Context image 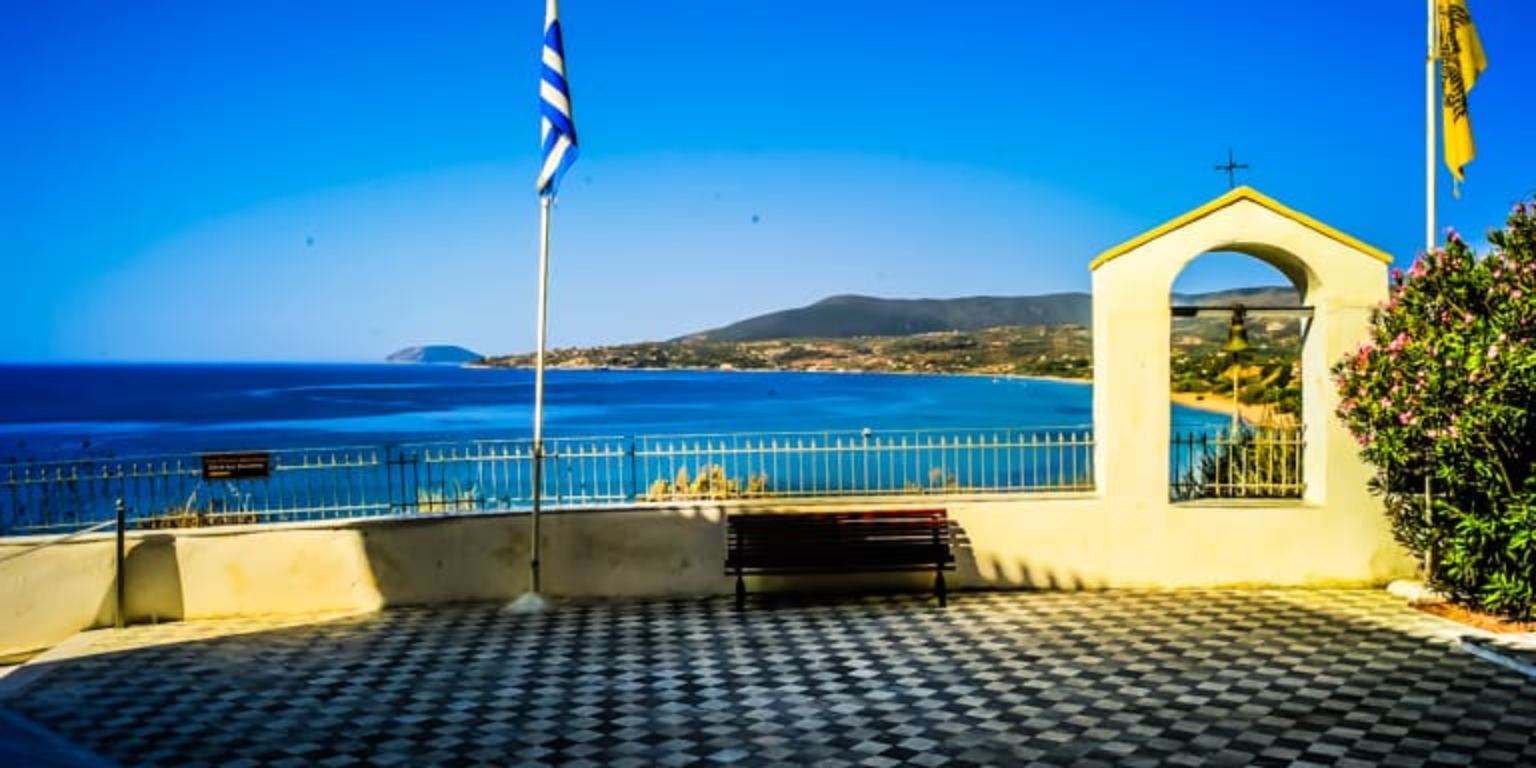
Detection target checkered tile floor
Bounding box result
[4,590,1535,767]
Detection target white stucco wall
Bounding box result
[1,494,1416,659]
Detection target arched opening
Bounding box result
[1167,249,1308,500]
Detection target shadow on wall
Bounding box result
[951,525,1093,592]
[540,506,734,600]
[95,534,185,626]
[351,505,1024,607]
[354,507,738,607]
[81,503,1100,628]
[356,515,524,607]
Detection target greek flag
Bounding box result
[537,0,578,196]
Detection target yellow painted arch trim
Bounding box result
[1089,186,1393,271]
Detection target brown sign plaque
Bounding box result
[201,451,272,480]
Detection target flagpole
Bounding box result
[1424,0,1439,582]
[1426,0,1439,252]
[527,193,553,601]
[511,193,553,613]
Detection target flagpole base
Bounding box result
[506,592,550,614]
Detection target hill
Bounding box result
[482,285,1302,379]
[684,287,1297,342]
[681,293,1089,341]
[386,345,483,365]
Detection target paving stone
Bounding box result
[2,590,1534,766]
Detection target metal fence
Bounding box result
[1169,426,1306,501]
[2,427,1094,536]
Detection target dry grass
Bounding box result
[1415,603,1536,634]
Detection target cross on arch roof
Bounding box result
[1089,186,1392,271]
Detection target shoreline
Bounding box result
[1169,391,1293,429]
[476,363,1287,427]
[474,362,1094,384]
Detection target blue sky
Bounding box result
[3,1,1533,362]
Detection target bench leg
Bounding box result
[935,569,947,608]
[735,572,746,611]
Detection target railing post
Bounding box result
[384,446,398,516]
[115,497,125,630]
[861,427,871,494]
[627,439,638,503]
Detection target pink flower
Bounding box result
[1489,344,1499,360]
[1388,333,1408,352]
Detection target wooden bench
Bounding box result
[724,509,955,609]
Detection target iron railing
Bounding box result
[2,427,1094,536]
[1169,426,1306,501]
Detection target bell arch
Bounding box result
[1089,187,1389,509]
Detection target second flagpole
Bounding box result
[1426,0,1438,253]
[1423,0,1439,582]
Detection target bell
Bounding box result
[1223,307,1251,354]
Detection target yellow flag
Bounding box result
[1439,0,1487,189]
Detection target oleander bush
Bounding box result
[1332,200,1536,619]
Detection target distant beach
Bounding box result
[1169,391,1294,429]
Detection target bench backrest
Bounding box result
[726,509,953,571]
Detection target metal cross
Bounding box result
[1215,149,1249,189]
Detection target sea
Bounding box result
[0,363,1229,464]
